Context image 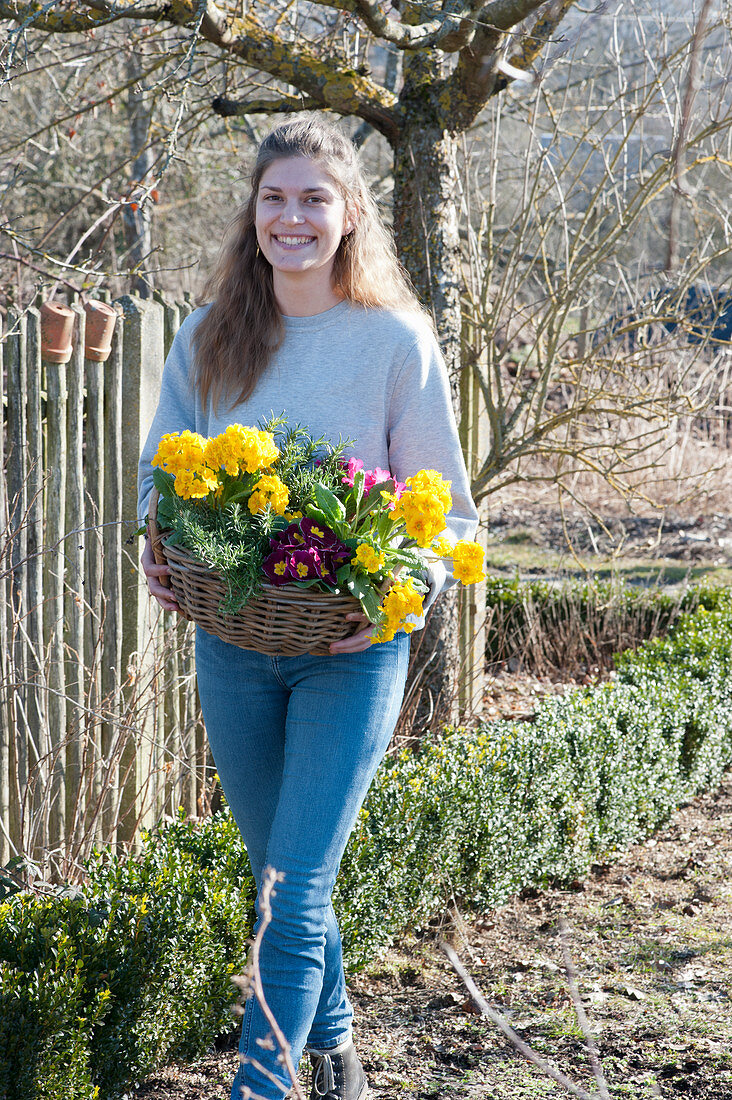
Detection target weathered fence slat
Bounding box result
[25,307,48,856]
[0,315,10,865]
[6,308,29,848]
[117,294,165,841]
[65,305,86,852]
[43,343,69,850]
[102,314,124,844]
[85,338,106,842]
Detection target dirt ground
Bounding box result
[133,769,732,1100]
[482,503,732,587]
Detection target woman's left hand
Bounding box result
[329,612,376,654]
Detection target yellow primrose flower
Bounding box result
[248,474,289,516]
[204,424,280,476]
[152,431,220,498]
[352,544,386,574]
[372,577,424,643]
[432,536,454,558]
[452,540,486,584]
[389,469,452,548]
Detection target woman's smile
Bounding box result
[272,234,316,248]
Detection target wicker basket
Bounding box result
[148,488,362,655]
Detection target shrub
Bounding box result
[335,592,732,967]
[0,813,254,1100]
[2,593,731,1096]
[483,575,724,674]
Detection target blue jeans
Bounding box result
[195,627,410,1099]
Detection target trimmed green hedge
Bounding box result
[336,599,732,965]
[483,575,726,669]
[2,594,731,1097]
[0,813,254,1100]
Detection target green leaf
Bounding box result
[314,482,346,526]
[336,562,353,585]
[351,469,365,512]
[347,574,382,624]
[358,480,397,517]
[155,494,177,532]
[303,505,331,529]
[387,548,424,570]
[152,466,176,498]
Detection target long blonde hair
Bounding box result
[193,116,423,412]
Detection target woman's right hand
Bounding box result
[141,534,181,614]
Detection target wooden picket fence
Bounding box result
[0,293,213,874]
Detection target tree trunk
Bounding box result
[124,53,154,299]
[390,52,464,730]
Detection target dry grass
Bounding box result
[487,423,732,524]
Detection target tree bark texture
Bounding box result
[391,52,464,728]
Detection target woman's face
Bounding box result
[255,156,353,284]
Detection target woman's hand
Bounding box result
[329,611,376,655]
[141,534,182,614]
[329,566,404,655]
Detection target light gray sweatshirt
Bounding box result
[137,299,479,615]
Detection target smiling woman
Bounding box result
[137,116,479,1100]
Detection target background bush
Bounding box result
[2,592,731,1097]
[483,575,725,675]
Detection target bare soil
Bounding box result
[133,771,732,1100]
[489,503,732,568]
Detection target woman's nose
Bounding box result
[281,204,304,224]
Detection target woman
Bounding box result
[138,117,478,1100]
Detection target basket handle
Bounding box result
[147,486,170,586]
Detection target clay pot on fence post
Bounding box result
[40,301,75,364]
[83,300,117,362]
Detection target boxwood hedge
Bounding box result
[483,574,725,670]
[1,594,731,1098]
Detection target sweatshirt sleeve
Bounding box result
[386,324,479,611]
[136,313,199,527]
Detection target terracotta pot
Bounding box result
[40,301,75,364]
[84,300,117,362]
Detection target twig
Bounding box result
[233,867,306,1100]
[440,940,606,1100]
[558,916,612,1100]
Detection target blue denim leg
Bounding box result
[195,628,410,1100]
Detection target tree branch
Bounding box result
[0,0,400,139]
[479,0,559,31]
[352,0,482,53]
[212,93,321,116]
[501,0,578,83]
[0,0,165,32]
[445,0,573,128]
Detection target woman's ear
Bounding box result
[343,203,359,237]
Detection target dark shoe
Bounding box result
[308,1038,368,1099]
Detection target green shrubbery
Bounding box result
[0,813,254,1100]
[336,599,732,966]
[2,594,731,1098]
[483,574,724,673]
